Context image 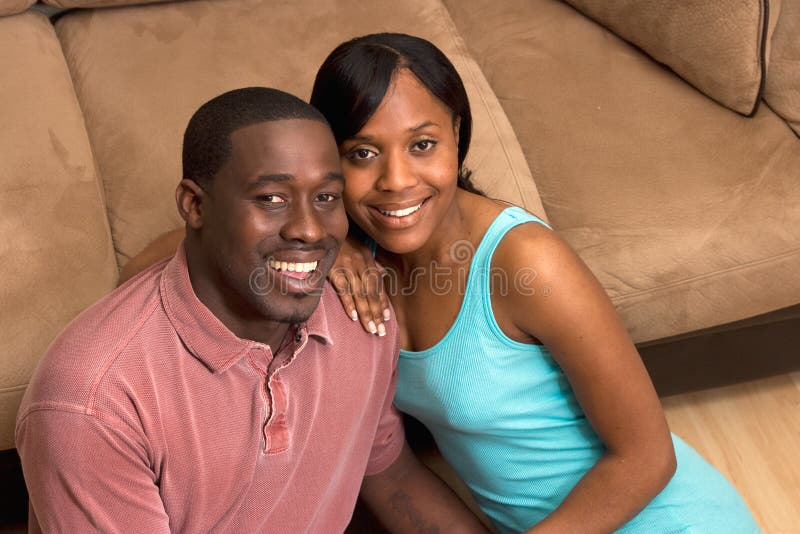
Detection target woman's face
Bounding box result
[339,68,461,255]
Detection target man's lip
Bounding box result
[268,255,325,263]
[266,250,329,263]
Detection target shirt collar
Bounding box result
[160,243,333,373]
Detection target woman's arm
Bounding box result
[118,228,185,284]
[492,223,676,534]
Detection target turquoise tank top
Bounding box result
[395,207,759,533]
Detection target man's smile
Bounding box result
[267,258,319,280]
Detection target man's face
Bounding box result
[198,119,347,325]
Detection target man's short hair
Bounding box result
[182,87,329,188]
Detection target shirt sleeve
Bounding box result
[16,408,170,534]
[364,330,405,476]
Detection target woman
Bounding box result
[309,33,758,534]
[124,33,759,533]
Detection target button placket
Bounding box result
[252,329,309,454]
[247,345,276,453]
[262,334,302,454]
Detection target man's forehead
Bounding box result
[219,119,340,186]
[230,118,330,142]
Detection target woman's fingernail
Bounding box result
[377,323,386,337]
[350,310,358,321]
[383,309,391,321]
[368,321,377,334]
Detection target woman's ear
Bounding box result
[176,179,207,230]
[452,115,461,146]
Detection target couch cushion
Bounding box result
[54,0,545,268]
[0,0,34,16]
[561,0,779,116]
[765,0,800,135]
[42,0,170,7]
[0,11,118,450]
[444,0,800,343]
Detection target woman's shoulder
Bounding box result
[490,209,583,286]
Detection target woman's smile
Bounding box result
[370,197,431,228]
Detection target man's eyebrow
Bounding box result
[248,172,344,189]
[249,174,292,189]
[325,172,345,184]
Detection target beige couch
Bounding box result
[1,0,798,507]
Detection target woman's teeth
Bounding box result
[379,202,423,217]
[268,259,317,274]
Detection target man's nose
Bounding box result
[280,199,326,243]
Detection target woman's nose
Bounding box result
[376,151,418,191]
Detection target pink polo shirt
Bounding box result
[16,245,404,533]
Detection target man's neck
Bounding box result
[184,242,291,349]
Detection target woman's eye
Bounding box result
[412,139,437,152]
[347,147,377,161]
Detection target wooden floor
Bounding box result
[661,371,800,534]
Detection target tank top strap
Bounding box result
[471,206,550,275]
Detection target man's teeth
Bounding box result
[268,259,318,273]
[379,202,423,217]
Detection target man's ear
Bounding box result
[176,179,207,230]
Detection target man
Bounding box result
[16,87,486,533]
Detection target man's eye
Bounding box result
[258,194,286,204]
[317,193,340,202]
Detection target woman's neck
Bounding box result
[379,189,488,278]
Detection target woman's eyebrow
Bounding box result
[409,121,438,132]
[349,121,439,142]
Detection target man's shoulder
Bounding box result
[20,262,169,410]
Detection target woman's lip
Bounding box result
[368,197,430,228]
[372,198,429,214]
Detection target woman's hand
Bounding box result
[328,234,391,336]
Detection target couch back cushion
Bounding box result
[54,0,545,267]
[42,0,170,7]
[764,0,800,135]
[0,0,34,16]
[0,11,118,450]
[563,0,779,116]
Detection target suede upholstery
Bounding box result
[0,0,34,15]
[42,0,168,6]
[765,0,800,135]
[562,0,780,116]
[1,0,798,453]
[0,11,118,450]
[443,0,800,342]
